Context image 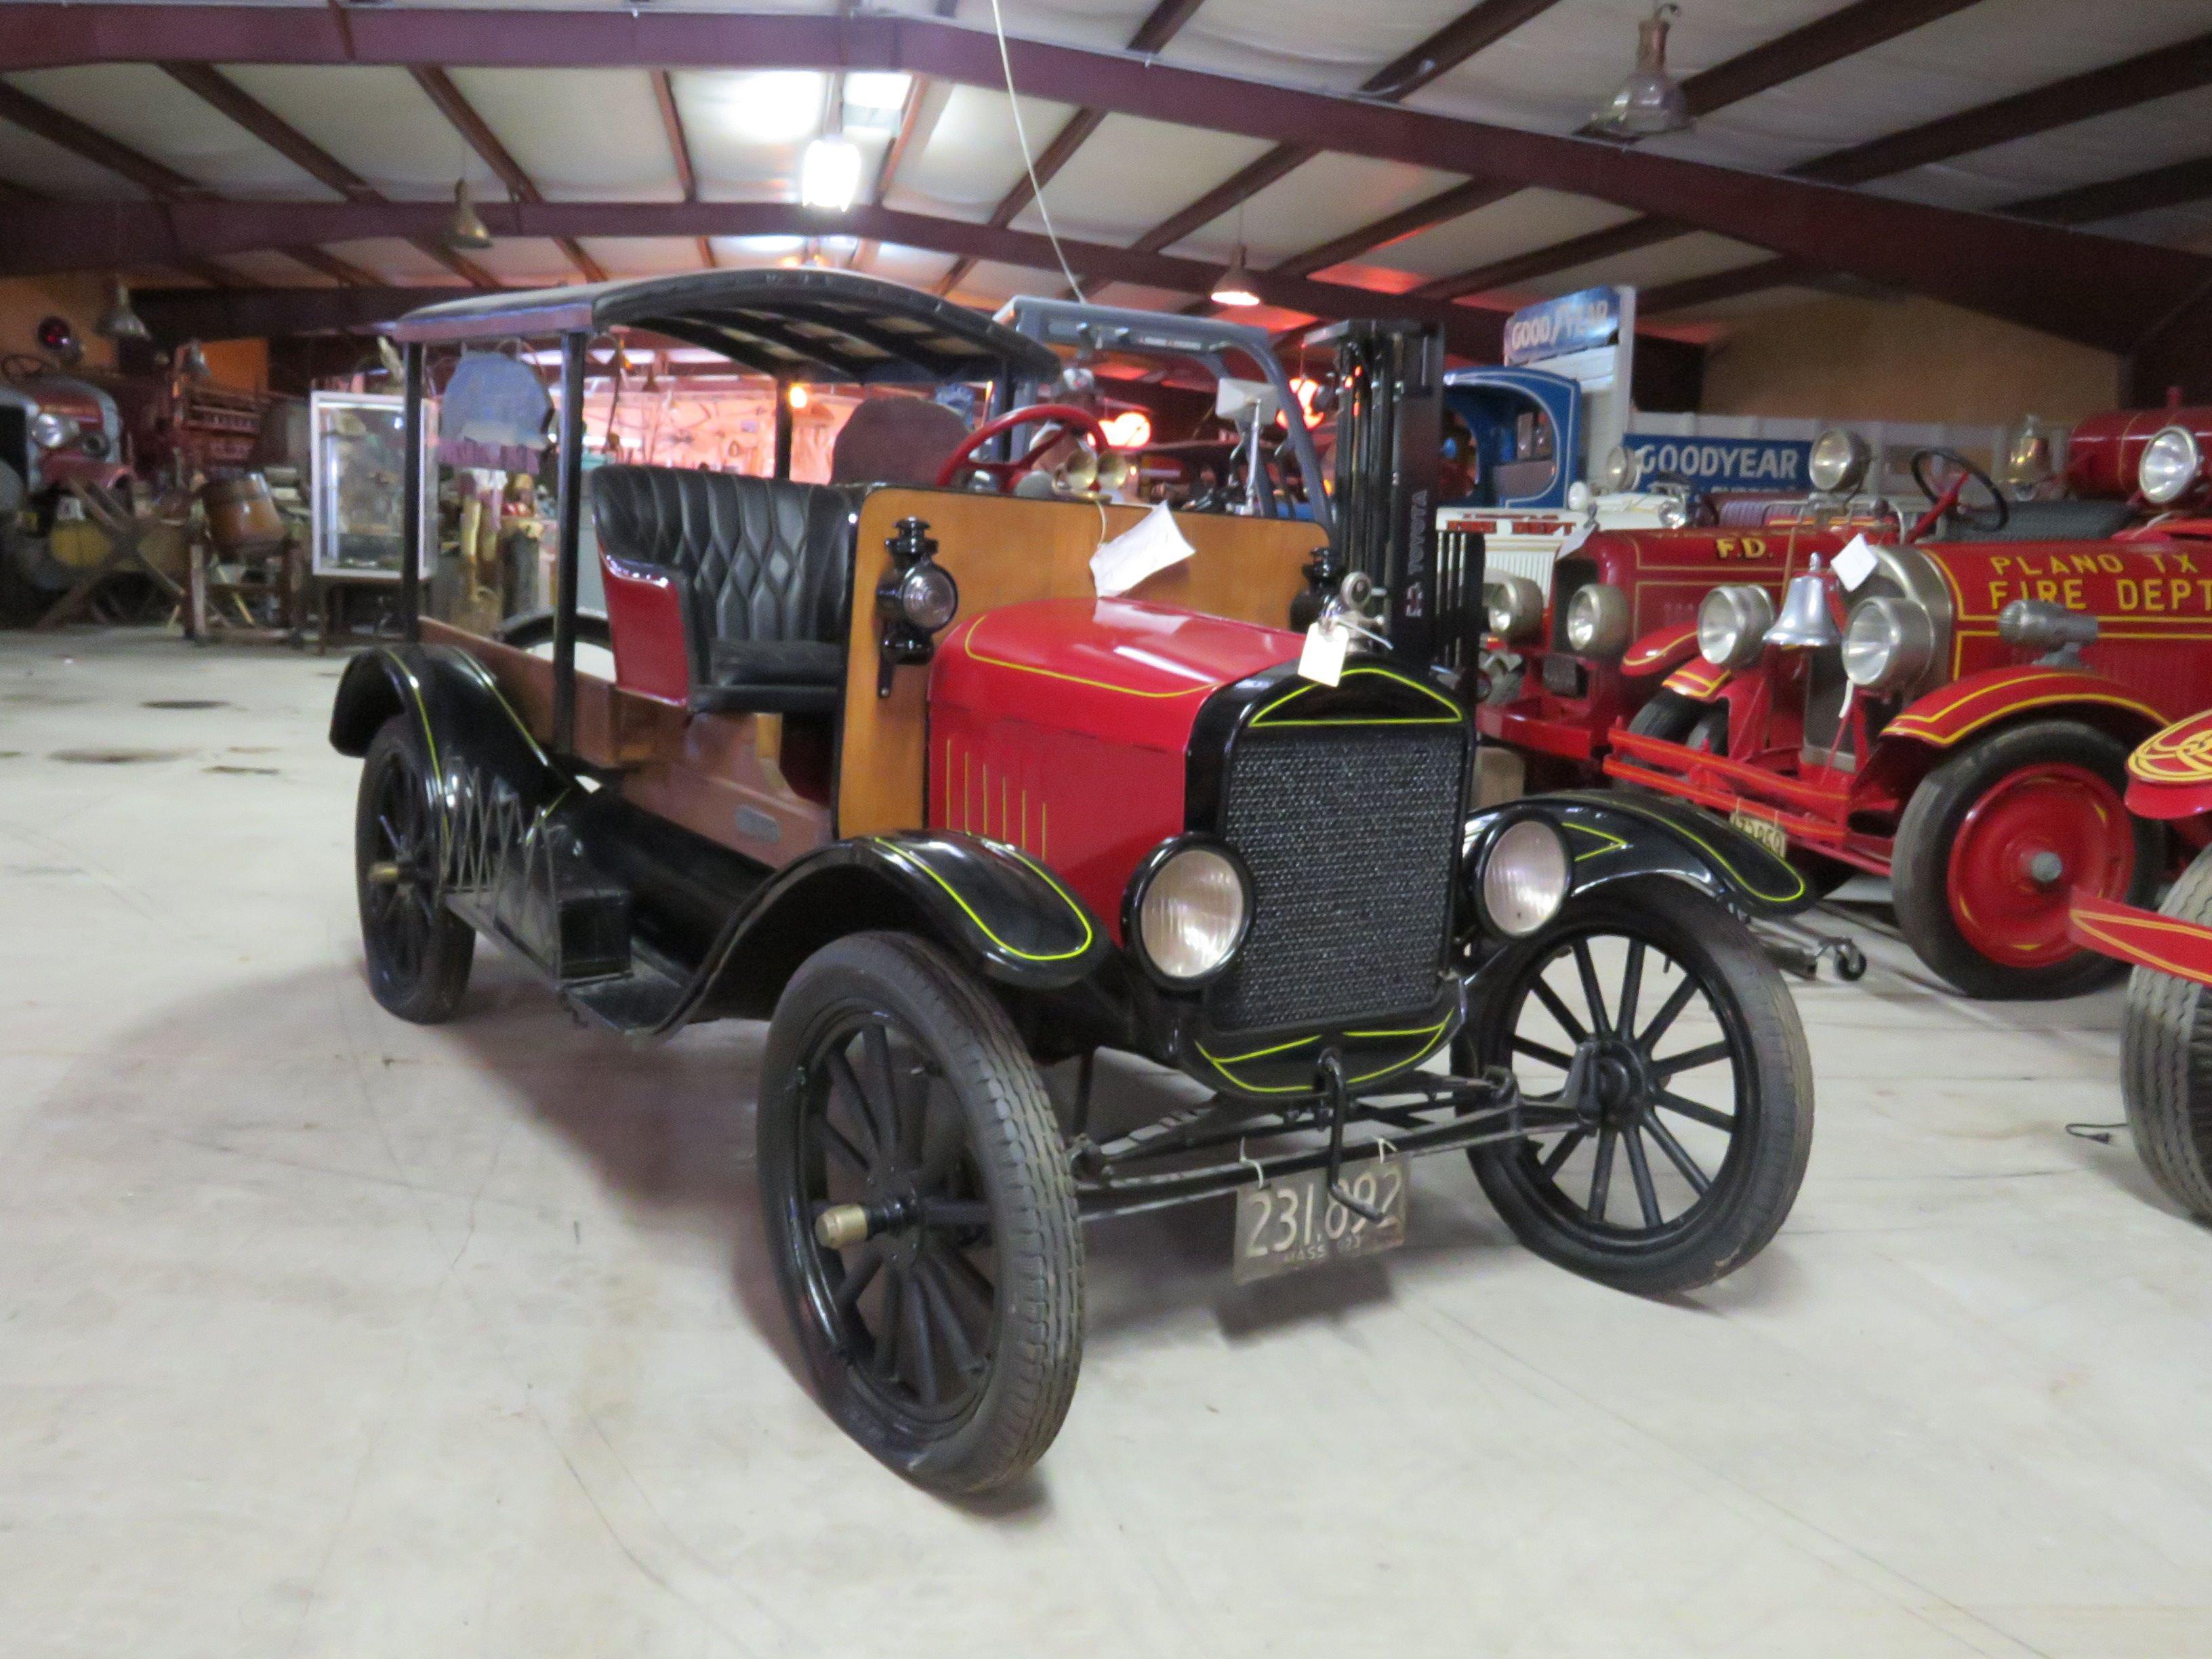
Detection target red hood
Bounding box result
[933,598,1300,750]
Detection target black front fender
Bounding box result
[1467,789,1812,919]
[687,830,1118,1029]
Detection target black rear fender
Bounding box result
[1467,789,1812,920]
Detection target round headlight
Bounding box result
[1563,582,1631,657]
[1698,584,1777,670]
[28,410,79,450]
[1841,595,1936,693]
[1478,818,1571,939]
[897,562,959,632]
[1131,842,1250,983]
[1808,428,1868,495]
[2139,426,2202,506]
[1655,494,1689,529]
[1486,575,1545,642]
[1599,445,1639,493]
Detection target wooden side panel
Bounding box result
[835,489,1319,837]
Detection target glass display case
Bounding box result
[309,391,435,581]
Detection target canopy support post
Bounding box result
[401,340,424,644]
[553,329,587,756]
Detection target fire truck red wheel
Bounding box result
[1892,720,2158,1000]
[2121,846,2212,1219]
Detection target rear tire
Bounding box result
[1460,879,1814,1296]
[1892,720,2155,999]
[2121,847,2212,1220]
[758,932,1082,1492]
[355,714,474,1023]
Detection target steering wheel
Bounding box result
[1910,448,2009,540]
[935,403,1112,491]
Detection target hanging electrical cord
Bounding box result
[986,0,1086,302]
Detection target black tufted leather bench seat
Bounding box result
[591,465,857,716]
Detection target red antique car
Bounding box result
[1,359,134,619]
[1606,414,2212,998]
[330,272,1818,1490]
[2067,709,2212,1217]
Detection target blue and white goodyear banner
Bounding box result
[1502,287,1625,367]
[1622,433,1813,492]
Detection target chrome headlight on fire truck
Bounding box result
[1842,595,1936,693]
[1698,584,1776,670]
[1126,838,1251,985]
[1487,575,1545,642]
[28,410,79,451]
[1563,582,1631,657]
[1808,428,1869,495]
[1599,445,1641,493]
[2139,426,2203,506]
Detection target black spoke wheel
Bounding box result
[354,714,474,1023]
[759,933,1081,1492]
[1460,878,1814,1295]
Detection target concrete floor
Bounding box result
[4,630,2211,1659]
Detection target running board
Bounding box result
[560,945,695,1034]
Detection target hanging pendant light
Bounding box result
[96,278,150,342]
[176,338,211,382]
[1590,3,1693,140]
[443,178,495,251]
[1210,246,1261,308]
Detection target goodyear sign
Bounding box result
[1502,287,1624,367]
[1624,434,1811,492]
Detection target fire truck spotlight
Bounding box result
[1808,428,1870,495]
[1564,583,1631,657]
[2139,426,2203,505]
[1476,817,1571,939]
[1599,445,1641,493]
[1128,840,1251,985]
[1843,596,1938,693]
[1487,575,1545,642]
[1996,598,2098,661]
[1698,585,1776,670]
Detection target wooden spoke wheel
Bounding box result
[1894,719,2158,999]
[759,933,1080,1492]
[1460,880,1814,1296]
[354,714,474,1023]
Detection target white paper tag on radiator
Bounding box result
[1298,619,1349,686]
[1833,533,1879,592]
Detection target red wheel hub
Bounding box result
[1944,762,2133,966]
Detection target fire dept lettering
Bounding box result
[1979,550,2212,617]
[1713,536,1769,560]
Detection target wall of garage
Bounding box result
[0,274,117,370]
[1701,293,2123,428]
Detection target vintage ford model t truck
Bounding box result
[330,270,1816,1491]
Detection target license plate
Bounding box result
[1731,806,1789,860]
[1231,1157,1408,1284]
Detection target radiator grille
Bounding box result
[1207,725,1466,1031]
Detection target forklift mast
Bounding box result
[1313,319,1486,685]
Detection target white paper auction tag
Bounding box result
[1298,619,1349,686]
[1833,533,1879,592]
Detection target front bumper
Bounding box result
[1603,726,1893,876]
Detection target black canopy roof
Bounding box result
[392,267,1061,386]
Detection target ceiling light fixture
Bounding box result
[800,134,863,211]
[1210,202,1261,308]
[95,278,150,342]
[1590,3,1693,140]
[443,178,494,251]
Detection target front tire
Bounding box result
[758,933,1082,1492]
[1626,687,1728,754]
[1460,878,1814,1296]
[1892,720,2156,999]
[354,714,474,1023]
[2121,847,2212,1220]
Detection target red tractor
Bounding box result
[1605,410,2212,997]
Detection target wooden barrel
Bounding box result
[203,472,286,555]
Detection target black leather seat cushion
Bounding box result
[590,465,856,714]
[1930,499,2137,544]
